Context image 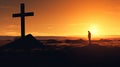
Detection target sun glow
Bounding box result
[88,24,100,36]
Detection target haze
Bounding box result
[0,0,120,37]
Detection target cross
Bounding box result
[12,3,34,38]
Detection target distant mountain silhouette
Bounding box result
[0,34,44,50]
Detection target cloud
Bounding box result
[27,32,55,36]
[0,31,19,36]
[6,25,19,29]
[4,25,19,31]
[0,6,10,9]
[0,25,20,36]
[4,31,19,36]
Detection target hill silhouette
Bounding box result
[0,34,44,50]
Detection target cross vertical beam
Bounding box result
[12,3,34,38]
[21,4,25,37]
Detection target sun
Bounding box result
[88,24,99,36]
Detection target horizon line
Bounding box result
[0,34,120,37]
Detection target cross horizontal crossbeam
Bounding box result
[13,12,34,17]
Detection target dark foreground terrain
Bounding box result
[0,34,120,67]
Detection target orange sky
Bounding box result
[0,0,120,37]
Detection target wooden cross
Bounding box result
[12,3,34,38]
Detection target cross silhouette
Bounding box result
[13,3,34,38]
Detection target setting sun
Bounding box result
[88,24,100,36]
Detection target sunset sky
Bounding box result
[0,0,120,37]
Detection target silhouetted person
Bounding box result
[88,31,91,45]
